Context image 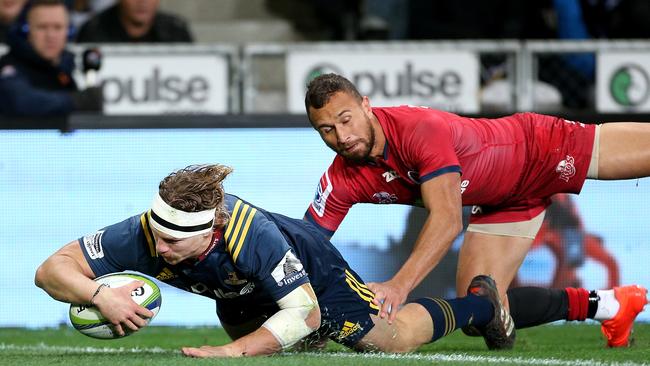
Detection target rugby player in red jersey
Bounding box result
[304,73,648,348]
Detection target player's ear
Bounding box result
[361,96,372,114]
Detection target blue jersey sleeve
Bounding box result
[224,200,309,301]
[78,214,156,277]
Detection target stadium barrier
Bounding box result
[2,40,650,117]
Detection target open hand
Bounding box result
[367,279,409,324]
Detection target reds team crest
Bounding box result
[556,155,576,182]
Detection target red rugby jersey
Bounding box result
[306,105,592,235]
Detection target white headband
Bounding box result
[149,193,216,238]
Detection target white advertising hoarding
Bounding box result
[287,50,479,113]
[597,52,650,112]
[99,54,229,115]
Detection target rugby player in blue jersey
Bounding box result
[36,164,513,357]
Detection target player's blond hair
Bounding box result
[158,164,233,229]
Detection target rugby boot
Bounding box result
[601,285,648,347]
[465,275,516,350]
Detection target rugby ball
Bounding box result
[69,273,162,339]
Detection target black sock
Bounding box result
[587,290,599,318]
[411,294,493,343]
[507,287,568,329]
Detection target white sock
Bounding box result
[594,289,620,321]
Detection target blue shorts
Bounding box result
[308,266,379,347]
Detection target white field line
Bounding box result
[0,343,174,354]
[0,344,647,366]
[300,351,649,366]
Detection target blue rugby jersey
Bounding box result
[78,194,352,310]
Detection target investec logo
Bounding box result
[102,67,211,105]
[304,62,463,98]
[609,63,650,107]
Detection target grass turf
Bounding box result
[1,323,649,366]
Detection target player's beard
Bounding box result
[338,115,375,163]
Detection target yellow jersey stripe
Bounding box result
[232,207,257,262]
[226,203,250,253]
[345,278,373,303]
[344,270,375,298]
[224,200,243,240]
[345,277,380,310]
[140,212,156,257]
[344,269,372,291]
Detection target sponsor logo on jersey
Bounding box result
[337,320,361,341]
[372,191,397,204]
[239,282,255,296]
[82,230,105,259]
[382,170,399,182]
[311,171,333,217]
[212,288,243,299]
[471,205,483,215]
[271,250,306,287]
[224,271,248,286]
[556,155,576,182]
[155,267,177,281]
[189,279,255,299]
[460,179,470,194]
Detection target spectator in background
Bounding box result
[75,0,192,43]
[0,0,102,117]
[65,0,115,32]
[0,0,26,43]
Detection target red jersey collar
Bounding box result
[185,229,223,265]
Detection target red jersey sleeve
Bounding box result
[304,163,354,237]
[406,113,461,182]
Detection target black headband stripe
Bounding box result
[150,210,214,232]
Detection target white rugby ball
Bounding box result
[69,273,162,339]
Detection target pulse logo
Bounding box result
[304,63,463,99]
[102,67,210,104]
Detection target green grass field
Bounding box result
[1,324,649,366]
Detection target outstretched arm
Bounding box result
[35,241,101,304]
[182,283,321,357]
[369,172,463,322]
[35,241,153,336]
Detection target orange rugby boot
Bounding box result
[600,285,648,347]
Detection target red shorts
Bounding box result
[470,117,596,225]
